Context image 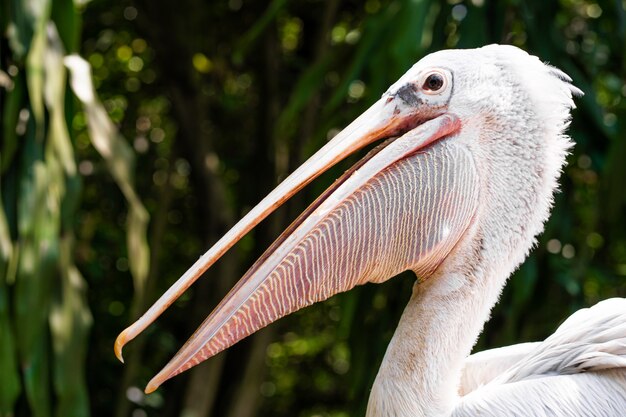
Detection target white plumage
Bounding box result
[457,298,626,416]
[365,46,626,417]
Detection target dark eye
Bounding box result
[423,73,444,91]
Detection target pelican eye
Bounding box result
[422,73,445,92]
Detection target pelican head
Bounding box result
[115,45,582,397]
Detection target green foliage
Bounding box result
[1,0,625,417]
[1,1,148,417]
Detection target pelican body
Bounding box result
[115,45,626,416]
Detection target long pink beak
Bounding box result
[115,94,478,393]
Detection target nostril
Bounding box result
[394,84,422,106]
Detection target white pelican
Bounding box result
[115,44,626,416]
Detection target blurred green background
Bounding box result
[1,0,625,416]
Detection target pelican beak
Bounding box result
[115,94,476,394]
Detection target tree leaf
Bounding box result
[64,55,150,297]
[0,194,20,417]
[50,236,92,417]
[1,71,24,175]
[24,0,52,140]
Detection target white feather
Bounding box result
[455,370,626,417]
[459,342,540,395]
[456,299,626,416]
[494,298,626,382]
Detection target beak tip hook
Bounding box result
[114,331,127,363]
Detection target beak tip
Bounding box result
[114,331,127,363]
[145,376,163,394]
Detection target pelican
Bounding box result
[115,45,626,416]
